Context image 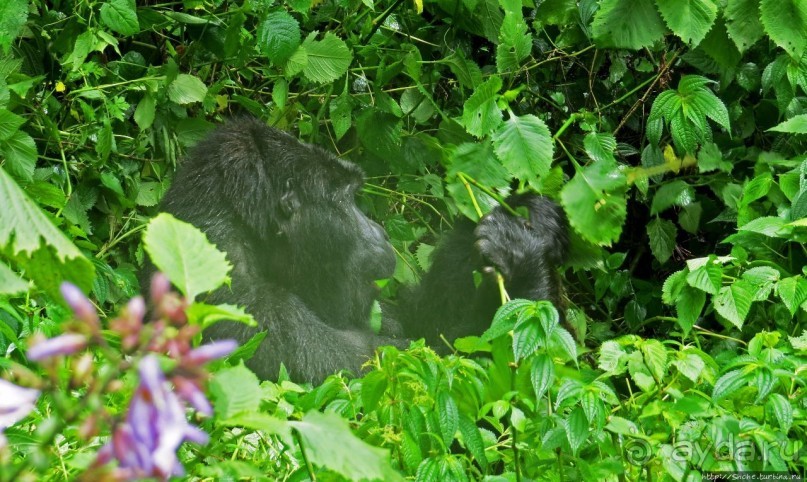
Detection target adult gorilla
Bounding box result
[158,117,568,382]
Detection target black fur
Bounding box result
[154,117,568,382]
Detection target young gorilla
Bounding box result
[158,117,568,382]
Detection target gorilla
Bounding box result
[156,117,568,382]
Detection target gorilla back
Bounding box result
[156,117,569,383]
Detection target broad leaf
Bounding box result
[258,11,300,64]
[461,76,503,137]
[301,32,352,84]
[726,0,765,52]
[100,0,140,36]
[714,281,755,329]
[760,0,807,58]
[560,162,628,246]
[768,114,807,133]
[591,0,665,50]
[0,0,28,53]
[0,260,25,295]
[167,74,208,104]
[647,218,677,264]
[492,114,553,187]
[656,0,718,46]
[142,213,232,300]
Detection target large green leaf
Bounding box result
[591,0,666,50]
[167,74,208,104]
[1,129,37,181]
[290,411,403,482]
[725,0,765,52]
[492,114,553,187]
[142,213,232,300]
[461,76,503,137]
[760,0,807,58]
[0,167,94,295]
[714,280,755,329]
[301,32,352,84]
[768,114,807,133]
[0,0,28,54]
[497,11,532,73]
[656,0,718,46]
[259,11,301,65]
[647,217,677,264]
[560,162,628,246]
[100,0,140,36]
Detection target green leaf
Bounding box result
[301,32,352,84]
[742,266,779,301]
[436,391,459,447]
[513,317,542,362]
[760,0,807,58]
[583,132,617,163]
[0,109,24,140]
[461,76,503,137]
[712,368,750,400]
[443,52,482,89]
[492,114,553,187]
[686,260,722,294]
[598,340,626,374]
[647,217,677,264]
[329,94,353,141]
[209,364,264,418]
[186,302,257,330]
[290,411,403,482]
[134,93,155,130]
[565,407,589,455]
[0,166,94,295]
[550,328,578,363]
[1,130,37,181]
[0,260,25,295]
[142,213,232,300]
[560,162,628,246]
[591,0,666,50]
[676,286,705,334]
[0,0,28,54]
[671,352,706,383]
[738,216,788,237]
[656,0,718,46]
[496,11,531,73]
[219,412,292,445]
[167,74,208,104]
[651,180,695,215]
[714,280,755,329]
[458,415,487,469]
[641,340,668,381]
[100,0,140,36]
[258,11,301,64]
[776,276,807,315]
[766,393,793,433]
[726,0,765,52]
[482,298,533,341]
[768,114,807,133]
[531,354,555,400]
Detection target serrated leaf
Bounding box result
[726,0,765,52]
[712,368,750,400]
[663,269,688,304]
[686,261,722,294]
[560,162,628,246]
[329,94,353,141]
[776,276,807,315]
[1,130,37,181]
[100,0,140,36]
[531,354,555,400]
[656,0,718,46]
[291,411,403,482]
[142,213,232,300]
[647,217,677,264]
[513,317,542,362]
[0,260,25,295]
[461,76,503,137]
[583,132,617,163]
[443,52,482,89]
[482,298,533,341]
[551,328,577,363]
[436,391,459,447]
[258,11,301,64]
[0,109,24,140]
[641,340,668,382]
[714,281,755,329]
[766,393,793,433]
[0,0,28,54]
[458,415,487,469]
[301,32,352,84]
[496,12,532,73]
[760,0,807,58]
[210,364,264,418]
[598,340,626,374]
[738,216,788,237]
[186,302,256,330]
[167,74,208,104]
[565,407,589,455]
[676,286,705,334]
[768,114,807,133]
[671,352,706,383]
[492,114,553,187]
[134,93,155,130]
[591,0,666,50]
[651,180,695,215]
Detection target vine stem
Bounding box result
[612,50,681,136]
[294,431,317,481]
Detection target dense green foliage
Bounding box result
[1,0,807,480]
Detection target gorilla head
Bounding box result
[155,117,568,382]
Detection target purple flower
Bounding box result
[27,333,87,361]
[183,339,238,366]
[60,282,99,328]
[0,379,39,448]
[100,355,209,479]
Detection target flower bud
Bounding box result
[150,273,171,304]
[60,283,99,328]
[184,340,238,366]
[27,334,87,361]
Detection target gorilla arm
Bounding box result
[397,194,568,346]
